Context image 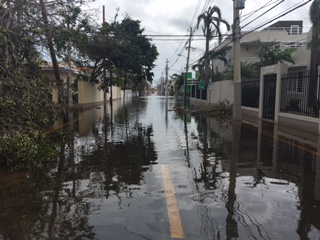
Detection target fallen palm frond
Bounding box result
[189,100,233,118]
[174,100,233,119]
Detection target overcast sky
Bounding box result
[90,0,313,85]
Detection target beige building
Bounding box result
[41,63,122,107]
[212,21,310,73]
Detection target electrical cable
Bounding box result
[241,0,285,30]
[241,0,279,23]
[241,0,312,38]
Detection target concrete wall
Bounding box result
[111,86,121,100]
[78,80,104,104]
[77,80,122,105]
[42,68,77,104]
[290,45,311,70]
[278,112,319,134]
[242,107,259,125]
[121,90,133,99]
[207,80,234,104]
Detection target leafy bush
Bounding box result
[0,66,60,169]
[285,98,300,111]
[0,130,59,169]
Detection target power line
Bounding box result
[241,0,280,22]
[241,0,285,29]
[241,0,312,38]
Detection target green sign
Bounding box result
[183,72,192,79]
[186,85,191,94]
[196,70,200,78]
[198,81,205,90]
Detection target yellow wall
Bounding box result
[77,80,122,105]
[78,80,104,104]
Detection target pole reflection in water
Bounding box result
[225,121,240,239]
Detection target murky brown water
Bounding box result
[1,96,320,240]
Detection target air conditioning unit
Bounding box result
[235,0,246,9]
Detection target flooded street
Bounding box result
[1,96,320,240]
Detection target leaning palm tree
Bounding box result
[197,6,230,84]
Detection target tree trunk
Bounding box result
[39,0,67,121]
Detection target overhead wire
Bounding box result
[169,0,215,70]
[241,0,279,22]
[167,0,202,66]
[168,0,208,69]
[241,0,312,38]
[241,0,285,29]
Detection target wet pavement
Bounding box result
[1,95,320,240]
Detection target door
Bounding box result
[263,74,277,120]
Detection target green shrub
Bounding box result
[285,98,300,111]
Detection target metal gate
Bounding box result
[263,74,277,120]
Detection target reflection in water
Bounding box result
[187,114,320,239]
[1,96,320,239]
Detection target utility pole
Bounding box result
[165,59,169,100]
[184,27,192,109]
[66,22,72,121]
[161,72,164,95]
[103,5,107,112]
[233,0,242,121]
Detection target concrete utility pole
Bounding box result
[103,5,107,111]
[184,27,192,109]
[165,59,169,100]
[66,23,72,121]
[233,0,242,121]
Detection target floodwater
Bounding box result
[1,96,320,240]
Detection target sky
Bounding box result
[89,0,313,86]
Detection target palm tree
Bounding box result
[207,48,227,79]
[172,73,184,93]
[197,6,230,84]
[192,60,205,80]
[195,48,227,81]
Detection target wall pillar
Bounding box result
[259,63,288,122]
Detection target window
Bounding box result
[287,72,303,93]
[290,25,299,35]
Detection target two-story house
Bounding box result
[212,20,309,74]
